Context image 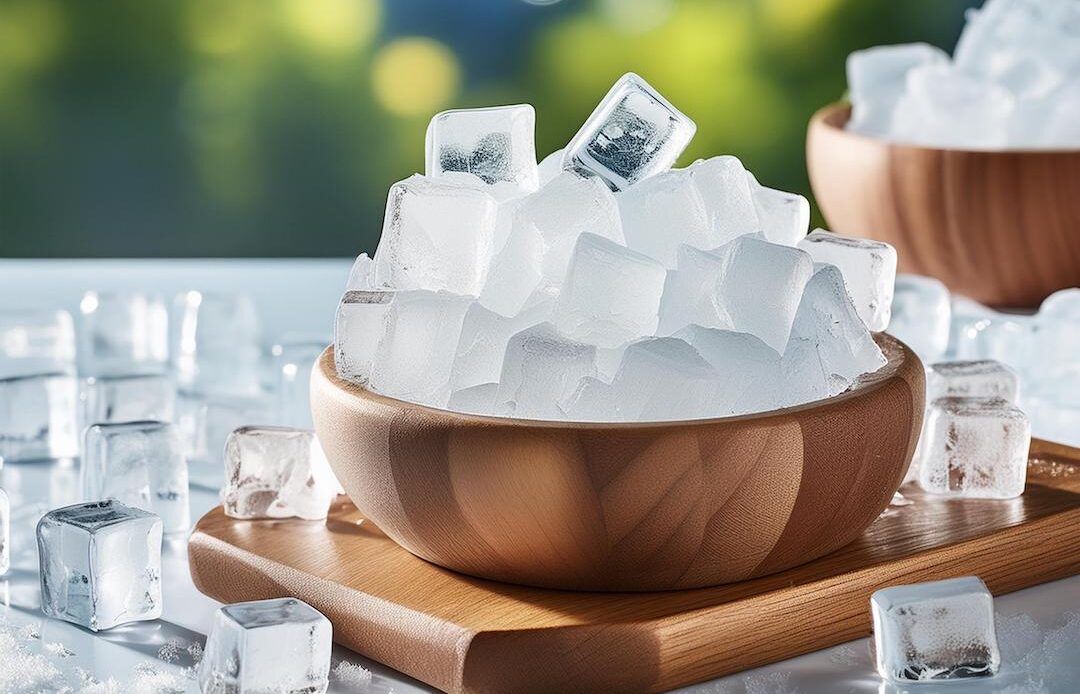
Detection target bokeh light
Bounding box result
[371,37,461,117]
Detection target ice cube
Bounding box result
[889,274,951,362]
[554,233,667,348]
[79,374,176,430]
[426,104,539,198]
[334,290,393,386]
[616,168,711,267]
[656,245,730,336]
[563,376,615,422]
[272,337,326,429]
[372,174,497,296]
[846,43,949,136]
[797,230,897,332]
[198,598,332,694]
[952,310,1033,373]
[77,292,168,377]
[223,426,337,520]
[186,393,278,472]
[447,382,500,416]
[927,360,1019,403]
[686,156,760,246]
[345,253,373,290]
[37,500,163,631]
[82,421,190,535]
[563,72,696,191]
[871,576,999,683]
[0,372,79,463]
[451,301,550,392]
[746,172,810,247]
[892,64,1014,148]
[173,292,262,397]
[368,291,472,407]
[0,310,76,378]
[495,323,597,420]
[477,218,545,317]
[0,488,8,576]
[536,148,565,187]
[608,337,720,420]
[919,397,1030,499]
[1034,287,1080,380]
[675,325,783,415]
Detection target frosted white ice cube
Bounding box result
[892,64,1014,148]
[345,253,373,290]
[0,309,76,378]
[675,325,783,415]
[447,382,500,416]
[334,290,393,386]
[846,42,949,136]
[272,337,326,429]
[563,72,696,191]
[198,598,332,694]
[536,148,565,187]
[451,301,550,392]
[746,172,810,247]
[656,244,729,337]
[173,292,261,397]
[554,233,667,348]
[37,500,163,631]
[223,426,337,520]
[919,397,1030,499]
[0,372,79,463]
[478,220,545,317]
[687,156,760,246]
[426,104,539,198]
[609,337,719,421]
[871,576,999,683]
[797,229,897,331]
[79,374,176,430]
[372,174,497,295]
[927,360,1019,403]
[616,168,712,267]
[889,274,951,362]
[0,488,8,576]
[495,323,596,420]
[82,421,190,534]
[563,376,615,422]
[77,292,168,377]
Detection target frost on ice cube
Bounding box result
[425,104,539,197]
[173,291,262,397]
[889,274,951,362]
[37,500,163,631]
[686,156,760,246]
[451,301,551,392]
[0,309,76,378]
[0,372,79,463]
[927,360,1019,403]
[372,174,497,296]
[345,253,373,290]
[871,576,999,683]
[846,42,949,136]
[609,337,719,421]
[919,397,1030,499]
[797,229,897,331]
[272,337,327,429]
[79,374,176,429]
[334,290,393,386]
[82,421,190,534]
[616,168,711,267]
[746,171,810,247]
[77,292,168,377]
[368,291,472,407]
[0,488,8,576]
[223,426,338,520]
[563,72,695,191]
[554,233,667,348]
[198,598,332,694]
[675,325,783,415]
[495,323,596,420]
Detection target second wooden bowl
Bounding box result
[807,102,1080,308]
[311,334,924,592]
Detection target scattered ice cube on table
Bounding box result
[82,421,190,534]
[687,156,760,246]
[951,310,1033,372]
[554,233,667,348]
[495,323,597,420]
[889,274,951,362]
[675,325,783,415]
[173,291,262,397]
[892,63,1014,148]
[609,337,719,420]
[746,171,810,247]
[79,374,176,429]
[426,104,539,198]
[198,598,332,694]
[37,500,163,631]
[183,392,278,472]
[451,300,551,392]
[871,576,999,683]
[563,72,696,191]
[446,382,500,416]
[271,336,327,429]
[846,42,949,136]
[536,148,565,187]
[345,253,373,290]
[797,229,897,331]
[0,309,76,378]
[77,292,168,377]
[927,360,1019,403]
[0,488,8,576]
[334,290,393,386]
[919,397,1030,499]
[372,174,497,296]
[223,426,337,520]
[616,168,711,267]
[0,372,79,463]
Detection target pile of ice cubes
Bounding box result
[338,72,897,422]
[846,0,1080,148]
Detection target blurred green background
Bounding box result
[0,0,977,258]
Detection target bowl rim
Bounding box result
[812,101,1080,156]
[315,332,919,431]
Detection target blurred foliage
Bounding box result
[0,0,975,258]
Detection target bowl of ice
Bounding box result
[807,0,1080,309]
[312,73,925,592]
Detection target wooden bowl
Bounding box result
[311,334,924,592]
[807,102,1080,308]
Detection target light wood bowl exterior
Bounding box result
[311,334,924,592]
[807,102,1080,308]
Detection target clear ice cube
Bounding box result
[372,174,497,296]
[1034,287,1080,382]
[686,156,760,246]
[846,42,949,136]
[223,426,338,520]
[554,233,667,348]
[562,72,696,191]
[746,171,810,247]
[345,253,373,290]
[198,598,332,694]
[0,488,8,576]
[889,274,951,362]
[919,397,1030,499]
[425,104,539,197]
[334,290,393,386]
[0,372,79,463]
[77,291,169,377]
[173,291,262,397]
[79,374,176,429]
[451,300,550,392]
[675,324,783,415]
[186,393,278,471]
[495,323,597,420]
[82,421,190,534]
[0,309,76,378]
[927,360,1019,403]
[616,168,712,267]
[871,576,999,683]
[797,229,897,331]
[37,500,163,631]
[609,337,719,420]
[951,310,1033,373]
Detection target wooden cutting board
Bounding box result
[188,438,1080,694]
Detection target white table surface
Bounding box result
[1,259,1076,693]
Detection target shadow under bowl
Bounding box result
[310,333,924,592]
[807,102,1080,309]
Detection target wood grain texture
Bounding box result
[188,439,1080,694]
[308,334,923,591]
[807,102,1080,308]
